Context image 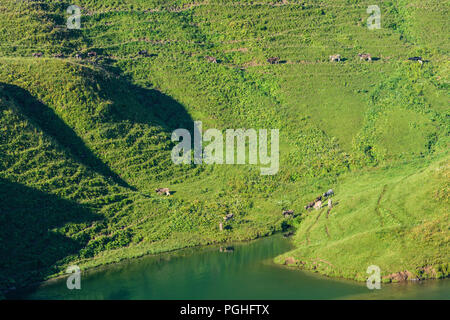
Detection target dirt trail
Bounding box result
[324,225,330,238]
[304,209,324,244]
[375,185,387,227]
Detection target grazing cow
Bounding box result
[155,187,170,196]
[32,52,43,58]
[323,189,334,198]
[283,210,294,217]
[205,55,217,63]
[267,57,280,64]
[223,213,234,222]
[283,231,294,238]
[329,54,341,62]
[304,201,315,210]
[408,56,423,65]
[328,198,332,209]
[87,51,97,57]
[358,53,372,61]
[314,200,322,210]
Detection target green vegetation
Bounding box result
[0,0,448,293]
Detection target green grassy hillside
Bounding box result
[0,0,448,293]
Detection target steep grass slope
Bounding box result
[0,0,448,293]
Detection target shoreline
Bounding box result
[6,230,448,299]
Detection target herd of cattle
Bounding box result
[31,50,426,66]
[281,188,335,221]
[330,53,373,62]
[155,186,335,231]
[304,188,334,211]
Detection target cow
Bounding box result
[53,53,64,58]
[314,200,322,210]
[283,210,294,217]
[32,52,43,58]
[267,57,280,64]
[283,231,294,238]
[219,222,223,231]
[304,201,315,210]
[323,189,334,198]
[358,53,372,61]
[223,213,234,222]
[155,188,170,196]
[138,50,149,56]
[408,56,423,65]
[87,51,97,57]
[329,54,341,62]
[205,55,217,63]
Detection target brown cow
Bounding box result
[304,201,315,210]
[267,57,280,64]
[205,55,217,63]
[283,210,294,217]
[155,188,170,196]
[358,53,372,61]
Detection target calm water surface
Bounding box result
[20,235,449,299]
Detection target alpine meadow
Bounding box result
[0,0,448,298]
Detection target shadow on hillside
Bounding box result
[89,72,196,134]
[0,178,100,297]
[0,83,136,191]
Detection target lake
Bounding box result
[17,235,450,300]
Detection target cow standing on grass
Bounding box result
[304,201,315,210]
[155,188,170,196]
[408,56,424,65]
[358,53,372,61]
[329,54,341,62]
[323,189,334,198]
[267,57,280,64]
[314,200,322,210]
[283,210,294,218]
[223,213,234,222]
[205,56,217,63]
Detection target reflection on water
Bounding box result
[17,235,450,300]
